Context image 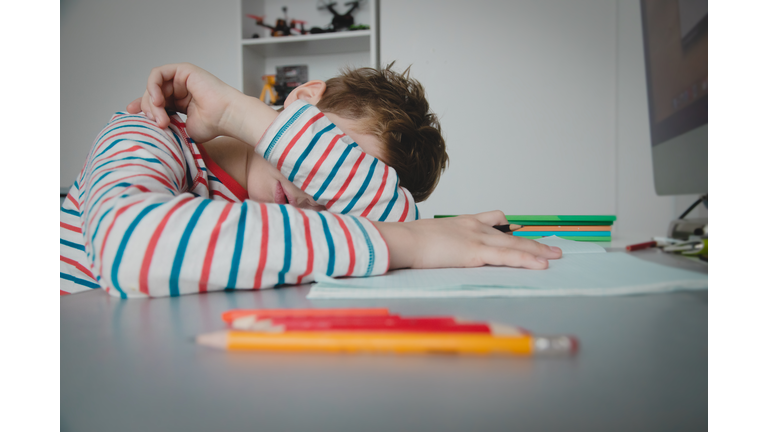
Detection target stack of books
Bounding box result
[505,215,616,242]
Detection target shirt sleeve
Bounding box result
[255,100,418,222]
[78,112,389,299]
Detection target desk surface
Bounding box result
[61,247,707,432]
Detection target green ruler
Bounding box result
[434,215,616,226]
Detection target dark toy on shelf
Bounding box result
[310,1,369,33]
[247,7,308,38]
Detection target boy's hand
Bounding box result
[126,63,244,143]
[374,211,563,270]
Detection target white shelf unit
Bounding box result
[239,0,379,99]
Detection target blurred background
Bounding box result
[61,0,707,237]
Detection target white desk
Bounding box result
[61,245,707,432]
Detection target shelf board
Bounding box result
[241,30,371,57]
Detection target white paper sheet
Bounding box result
[308,252,707,299]
[533,235,606,254]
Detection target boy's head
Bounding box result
[283,63,448,202]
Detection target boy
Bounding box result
[60,63,560,298]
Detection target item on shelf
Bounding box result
[260,75,278,105]
[247,7,308,38]
[273,65,309,106]
[311,0,366,33]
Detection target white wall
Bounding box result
[380,0,705,235]
[60,0,240,186]
[61,0,706,235]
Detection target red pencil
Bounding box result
[221,308,391,324]
[231,316,529,336]
[264,316,457,326]
[626,241,657,251]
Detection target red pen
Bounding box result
[626,241,657,251]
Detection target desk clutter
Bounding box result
[196,308,578,357]
[438,215,616,242]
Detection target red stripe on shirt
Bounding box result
[98,200,143,280]
[200,202,234,293]
[60,290,70,296]
[331,213,356,276]
[398,188,410,222]
[301,133,344,191]
[91,145,179,187]
[60,255,96,280]
[276,112,324,171]
[253,203,270,288]
[198,145,248,202]
[67,193,80,210]
[139,196,194,295]
[361,164,389,218]
[97,130,184,186]
[91,161,176,192]
[86,184,151,230]
[295,209,314,285]
[325,152,367,211]
[60,222,82,233]
[211,190,236,203]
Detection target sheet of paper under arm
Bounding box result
[307,252,707,299]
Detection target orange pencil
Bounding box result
[221,308,391,324]
[515,225,612,232]
[196,331,578,356]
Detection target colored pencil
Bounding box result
[196,331,578,356]
[221,308,390,324]
[515,225,612,232]
[512,231,611,237]
[626,241,657,251]
[493,224,523,233]
[230,316,529,336]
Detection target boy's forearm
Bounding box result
[221,94,279,147]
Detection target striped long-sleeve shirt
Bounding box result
[60,109,404,298]
[256,100,418,222]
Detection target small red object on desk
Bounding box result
[626,241,657,251]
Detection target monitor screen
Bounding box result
[640,0,708,195]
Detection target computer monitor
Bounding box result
[640,0,708,196]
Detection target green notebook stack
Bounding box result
[435,215,617,242]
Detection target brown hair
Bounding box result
[316,62,448,203]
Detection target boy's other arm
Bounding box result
[375,211,561,270]
[126,63,278,147]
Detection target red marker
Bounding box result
[626,241,657,251]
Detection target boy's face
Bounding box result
[245,151,325,211]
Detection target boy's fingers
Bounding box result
[126,97,142,113]
[506,236,562,259]
[480,247,548,270]
[470,210,508,227]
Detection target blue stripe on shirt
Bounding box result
[111,203,162,298]
[288,124,336,182]
[61,207,80,217]
[277,205,292,286]
[313,143,358,201]
[341,159,378,214]
[378,183,399,221]
[317,212,335,276]
[350,218,375,277]
[263,104,311,159]
[61,239,85,251]
[169,200,210,296]
[226,202,248,289]
[60,272,100,289]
